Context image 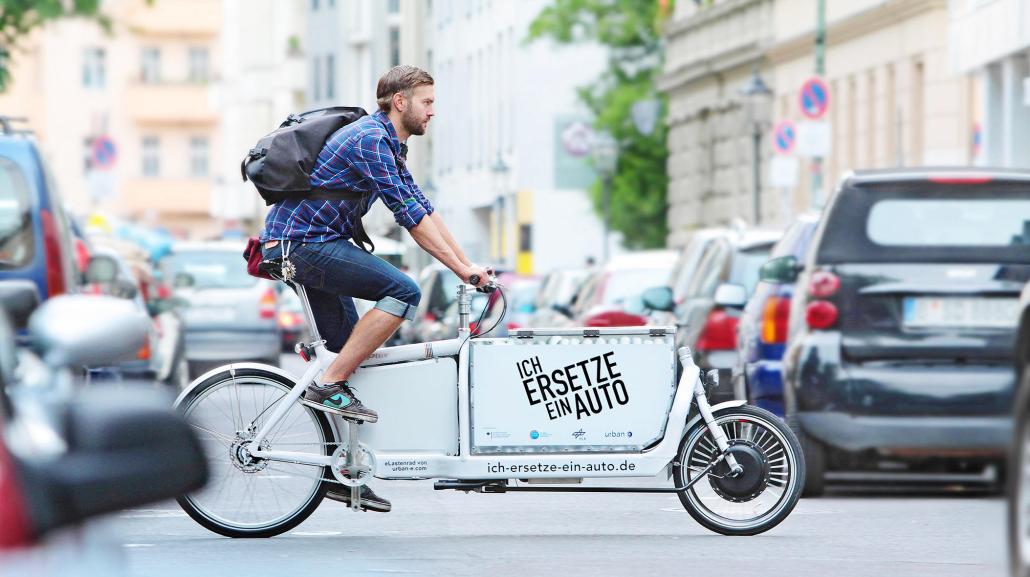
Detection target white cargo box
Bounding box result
[469,327,677,454]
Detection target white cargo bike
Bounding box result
[175,276,805,537]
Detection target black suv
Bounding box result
[767,168,1030,495]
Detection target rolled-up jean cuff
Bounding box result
[375,296,417,321]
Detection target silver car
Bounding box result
[161,242,280,376]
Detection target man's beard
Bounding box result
[402,108,428,136]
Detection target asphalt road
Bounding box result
[103,354,1008,577]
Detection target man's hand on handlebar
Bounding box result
[463,265,492,288]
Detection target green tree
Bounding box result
[527,0,673,249]
[0,0,110,90]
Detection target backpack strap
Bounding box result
[308,187,376,253]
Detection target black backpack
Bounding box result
[241,106,377,252]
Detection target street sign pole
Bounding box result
[812,0,826,209]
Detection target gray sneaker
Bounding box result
[325,485,391,512]
[300,381,378,423]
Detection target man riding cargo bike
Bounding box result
[256,66,490,511]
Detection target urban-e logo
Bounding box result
[516,352,629,421]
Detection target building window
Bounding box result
[140,47,161,84]
[190,136,209,177]
[142,136,160,177]
[326,54,335,100]
[188,47,209,83]
[82,47,105,89]
[312,56,321,101]
[388,0,400,13]
[389,28,400,67]
[83,137,93,173]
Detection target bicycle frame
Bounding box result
[239,283,741,480]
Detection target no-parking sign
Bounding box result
[91,135,117,171]
[798,77,830,120]
[772,121,796,155]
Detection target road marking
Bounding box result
[290,530,343,536]
[123,543,155,548]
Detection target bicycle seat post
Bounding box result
[294,283,324,345]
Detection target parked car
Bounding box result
[733,214,820,415]
[650,227,740,331]
[529,268,590,328]
[160,241,281,376]
[399,265,465,344]
[644,228,781,403]
[83,246,189,388]
[558,251,678,328]
[1008,280,1030,577]
[774,168,1030,496]
[0,118,78,302]
[0,282,206,572]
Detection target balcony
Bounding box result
[125,82,218,126]
[124,0,221,38]
[121,178,212,215]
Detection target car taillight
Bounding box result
[695,309,738,351]
[927,175,992,184]
[137,340,151,360]
[425,312,438,323]
[760,296,791,344]
[808,271,840,298]
[583,310,647,327]
[0,443,33,549]
[259,288,277,319]
[278,311,302,329]
[40,210,66,297]
[806,300,839,329]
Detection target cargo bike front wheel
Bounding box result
[673,405,804,536]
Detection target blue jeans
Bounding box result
[264,239,421,353]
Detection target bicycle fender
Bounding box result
[173,362,300,408]
[683,400,748,434]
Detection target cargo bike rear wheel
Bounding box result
[673,405,804,536]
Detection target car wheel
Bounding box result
[788,414,825,497]
[165,352,191,390]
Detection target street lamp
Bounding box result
[591,131,618,263]
[742,67,773,226]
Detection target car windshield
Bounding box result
[0,157,34,269]
[867,199,1030,246]
[602,268,671,306]
[163,250,257,289]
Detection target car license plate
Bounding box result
[186,307,235,323]
[902,297,1019,328]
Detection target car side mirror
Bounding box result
[641,286,674,312]
[713,283,748,309]
[29,295,149,368]
[760,255,801,284]
[15,389,207,539]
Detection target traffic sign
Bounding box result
[772,121,796,154]
[799,77,830,120]
[91,135,117,171]
[796,121,832,157]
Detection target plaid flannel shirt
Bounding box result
[260,110,434,244]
